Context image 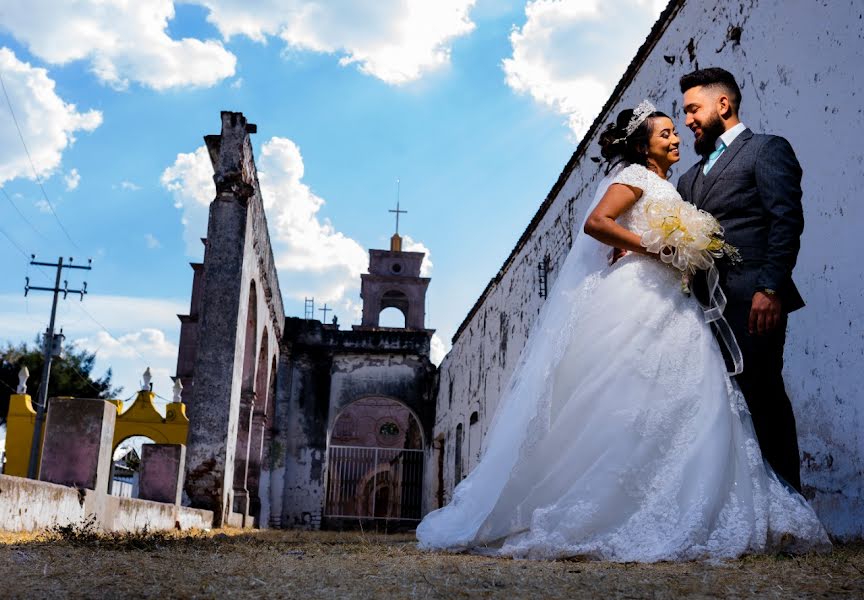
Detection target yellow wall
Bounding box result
[3,394,41,477]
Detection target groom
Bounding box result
[677,67,806,492]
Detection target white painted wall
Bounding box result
[432,0,863,538]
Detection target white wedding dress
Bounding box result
[416,163,830,562]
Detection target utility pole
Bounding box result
[24,255,91,479]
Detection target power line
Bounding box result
[1,185,48,241]
[76,302,151,366]
[0,68,81,251]
[0,226,31,260]
[0,378,18,394]
[60,354,109,397]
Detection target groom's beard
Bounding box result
[693,113,726,156]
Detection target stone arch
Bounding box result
[261,354,279,527]
[329,396,425,450]
[246,326,271,521]
[380,288,409,314]
[325,396,425,521]
[233,281,260,518]
[378,306,406,328]
[240,281,258,393]
[113,432,166,451]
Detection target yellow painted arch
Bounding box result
[110,391,189,450]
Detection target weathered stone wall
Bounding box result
[0,474,87,532]
[0,474,214,533]
[431,0,864,538]
[183,112,283,526]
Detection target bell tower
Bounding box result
[353,194,432,332]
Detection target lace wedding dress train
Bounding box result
[416,164,830,562]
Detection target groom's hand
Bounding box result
[609,247,628,265]
[749,291,783,335]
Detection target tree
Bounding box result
[0,339,122,425]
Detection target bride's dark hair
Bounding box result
[599,108,670,170]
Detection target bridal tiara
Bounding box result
[611,99,657,143]
[626,99,657,136]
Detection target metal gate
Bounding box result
[324,445,423,520]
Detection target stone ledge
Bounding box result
[0,474,214,533]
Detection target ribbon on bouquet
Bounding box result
[700,264,744,376]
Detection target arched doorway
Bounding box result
[325,397,424,522]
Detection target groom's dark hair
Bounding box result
[680,68,742,113]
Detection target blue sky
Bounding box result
[0,0,664,402]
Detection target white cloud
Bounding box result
[73,328,178,361]
[119,180,141,191]
[0,48,102,185]
[503,0,665,138]
[2,1,477,89]
[196,0,477,84]
[144,233,161,249]
[161,136,369,320]
[0,1,236,91]
[258,137,369,277]
[401,234,433,277]
[64,168,80,190]
[430,333,448,366]
[161,145,217,255]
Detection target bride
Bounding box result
[416,101,830,562]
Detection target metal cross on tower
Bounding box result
[388,179,407,235]
[318,303,332,322]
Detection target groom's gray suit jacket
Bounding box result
[677,128,805,312]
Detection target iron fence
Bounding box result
[324,444,423,520]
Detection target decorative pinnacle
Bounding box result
[142,367,153,392]
[172,378,183,404]
[17,366,29,394]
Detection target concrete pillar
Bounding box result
[39,398,116,492]
[139,444,186,505]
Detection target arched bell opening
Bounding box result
[378,306,407,328]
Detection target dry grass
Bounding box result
[0,526,862,599]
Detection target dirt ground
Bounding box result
[0,527,862,599]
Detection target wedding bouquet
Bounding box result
[639,197,742,294]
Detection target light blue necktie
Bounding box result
[703,140,727,174]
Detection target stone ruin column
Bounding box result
[183,111,260,526]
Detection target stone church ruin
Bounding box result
[175,112,436,528]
